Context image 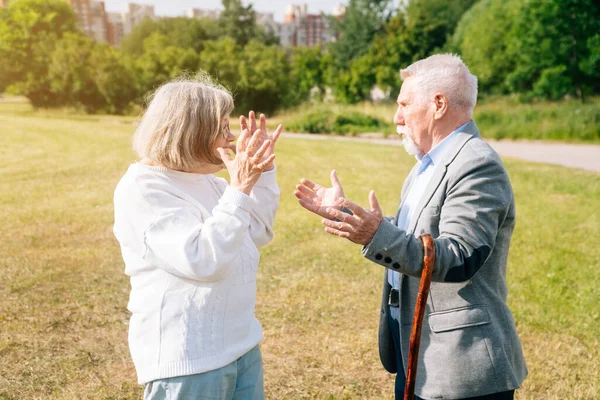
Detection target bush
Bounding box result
[287,110,391,135]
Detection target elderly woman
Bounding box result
[113,75,282,400]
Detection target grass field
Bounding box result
[0,99,598,399]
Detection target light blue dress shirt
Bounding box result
[388,123,469,289]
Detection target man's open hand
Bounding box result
[295,170,345,220]
[321,190,383,245]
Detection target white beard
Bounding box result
[397,126,422,157]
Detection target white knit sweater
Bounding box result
[113,163,279,384]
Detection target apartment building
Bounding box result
[123,2,155,35]
[256,12,280,39]
[106,12,126,46]
[65,0,109,43]
[65,1,153,46]
[281,4,336,48]
[187,8,220,19]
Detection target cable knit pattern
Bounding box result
[113,163,279,384]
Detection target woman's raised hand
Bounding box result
[217,128,275,195]
[239,111,282,171]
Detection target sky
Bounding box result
[102,1,348,22]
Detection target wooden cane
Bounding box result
[403,235,436,400]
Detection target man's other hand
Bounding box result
[321,191,383,245]
[295,170,345,220]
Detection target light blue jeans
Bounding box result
[144,346,264,400]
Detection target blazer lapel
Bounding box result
[407,121,480,234]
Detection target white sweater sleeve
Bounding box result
[143,186,252,281]
[247,168,280,247]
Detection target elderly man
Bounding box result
[295,54,527,399]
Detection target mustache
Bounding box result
[397,126,409,136]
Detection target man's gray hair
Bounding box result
[133,73,234,170]
[400,54,478,112]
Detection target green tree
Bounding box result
[328,0,392,69]
[237,40,292,113]
[504,0,600,100]
[454,0,600,99]
[450,0,516,94]
[581,33,600,94]
[47,33,104,111]
[290,47,330,102]
[350,12,412,97]
[405,0,479,59]
[119,17,221,57]
[219,0,259,46]
[198,37,241,92]
[326,0,392,102]
[0,0,78,106]
[199,38,292,113]
[134,32,200,99]
[46,33,137,113]
[90,45,138,114]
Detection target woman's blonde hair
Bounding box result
[133,73,234,170]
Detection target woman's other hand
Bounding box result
[217,129,275,195]
[240,111,282,171]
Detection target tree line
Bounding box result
[0,0,598,114]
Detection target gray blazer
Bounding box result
[362,121,527,399]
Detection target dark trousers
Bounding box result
[388,305,515,400]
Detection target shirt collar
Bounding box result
[415,121,470,173]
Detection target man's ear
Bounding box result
[433,93,448,119]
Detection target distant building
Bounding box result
[187,7,282,39]
[124,2,155,35]
[66,0,109,43]
[106,12,126,46]
[63,1,154,46]
[281,4,335,48]
[187,8,220,19]
[256,12,281,39]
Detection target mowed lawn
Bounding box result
[0,102,598,399]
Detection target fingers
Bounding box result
[294,189,314,204]
[299,178,322,191]
[237,129,251,153]
[324,227,351,238]
[338,197,367,218]
[271,124,283,144]
[325,206,352,222]
[322,218,354,231]
[263,124,282,161]
[260,113,266,135]
[330,169,341,187]
[249,111,257,134]
[239,115,248,133]
[295,183,319,198]
[256,154,276,170]
[253,139,272,163]
[246,129,265,155]
[369,190,382,216]
[297,198,320,214]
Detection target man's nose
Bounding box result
[393,109,404,125]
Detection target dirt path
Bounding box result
[281,133,600,173]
